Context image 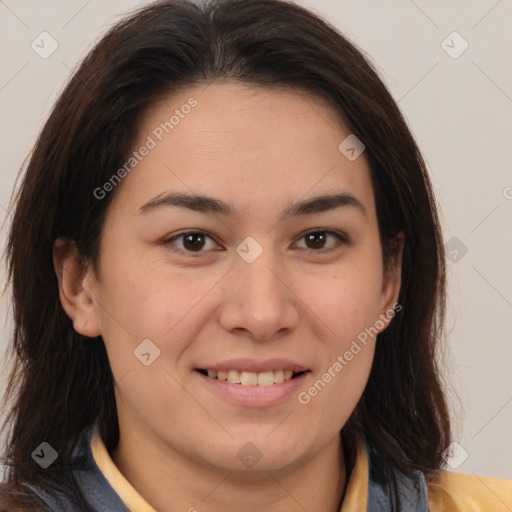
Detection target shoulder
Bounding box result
[426,470,512,511]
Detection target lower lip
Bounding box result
[194,370,310,407]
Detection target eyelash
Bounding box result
[162,229,350,256]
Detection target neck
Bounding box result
[110,423,347,512]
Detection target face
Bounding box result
[79,81,401,473]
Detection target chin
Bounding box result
[208,434,309,473]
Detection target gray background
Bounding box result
[1,0,511,479]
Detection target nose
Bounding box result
[218,246,300,341]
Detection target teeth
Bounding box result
[227,370,241,384]
[203,369,299,385]
[274,370,284,383]
[257,371,274,386]
[240,371,258,386]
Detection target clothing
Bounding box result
[26,423,512,511]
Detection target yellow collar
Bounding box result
[91,423,157,512]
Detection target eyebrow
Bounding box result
[139,191,366,219]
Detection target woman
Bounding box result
[1,0,510,510]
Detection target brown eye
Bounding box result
[182,233,206,251]
[295,230,348,252]
[305,232,328,250]
[164,231,218,254]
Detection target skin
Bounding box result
[54,81,402,512]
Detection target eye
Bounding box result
[163,231,220,254]
[163,229,349,256]
[294,230,348,252]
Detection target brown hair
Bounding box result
[1,0,451,509]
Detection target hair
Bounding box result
[0,0,452,509]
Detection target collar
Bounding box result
[90,423,157,511]
[365,437,429,511]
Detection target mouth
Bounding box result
[195,368,308,386]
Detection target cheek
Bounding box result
[294,251,383,414]
[93,251,218,372]
[302,257,384,346]
[295,326,376,446]
[96,245,187,330]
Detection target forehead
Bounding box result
[108,81,375,218]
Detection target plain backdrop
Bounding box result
[0,0,511,480]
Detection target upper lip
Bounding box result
[195,358,309,373]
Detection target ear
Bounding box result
[378,232,404,330]
[53,237,102,337]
